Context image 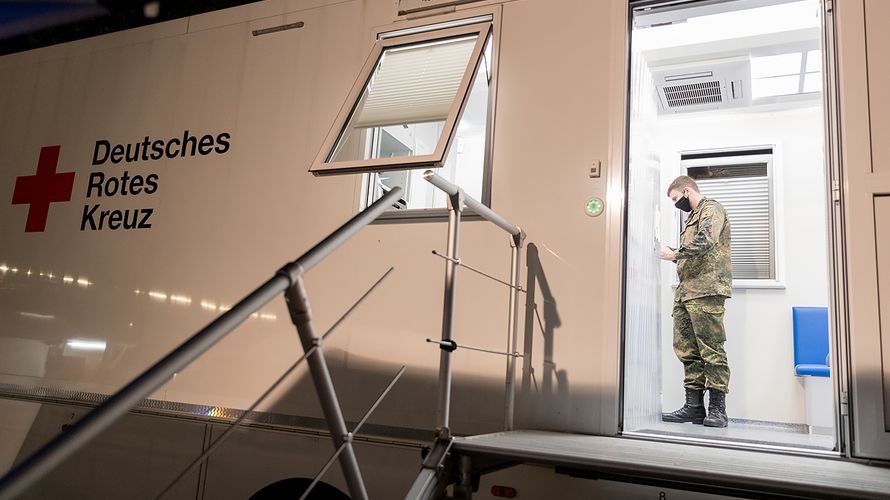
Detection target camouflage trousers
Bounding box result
[673,296,730,394]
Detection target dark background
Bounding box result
[0,1,263,56]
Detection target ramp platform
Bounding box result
[452,430,890,499]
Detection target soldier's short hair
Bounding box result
[667,176,700,196]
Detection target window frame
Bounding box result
[680,146,786,289]
[309,21,493,176]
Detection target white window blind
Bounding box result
[695,174,773,279]
[352,36,478,128]
[311,21,490,175]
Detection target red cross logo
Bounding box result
[12,146,76,232]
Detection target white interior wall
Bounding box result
[657,104,830,424]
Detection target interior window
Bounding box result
[682,149,776,282]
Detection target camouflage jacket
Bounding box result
[672,197,732,301]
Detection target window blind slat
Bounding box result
[352,36,478,128]
[694,172,772,279]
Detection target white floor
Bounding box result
[629,418,836,451]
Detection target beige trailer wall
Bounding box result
[835,0,890,460]
[0,0,629,439]
[0,400,40,475]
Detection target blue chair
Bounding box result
[792,307,830,377]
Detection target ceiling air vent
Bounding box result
[651,57,751,114]
[663,80,723,108]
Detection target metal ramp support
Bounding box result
[285,274,369,499]
[405,437,455,500]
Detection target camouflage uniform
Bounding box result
[671,197,732,394]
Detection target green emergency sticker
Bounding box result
[585,197,604,217]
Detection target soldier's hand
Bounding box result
[659,244,676,261]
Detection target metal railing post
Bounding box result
[436,192,463,432]
[423,170,527,434]
[504,230,525,430]
[285,275,368,500]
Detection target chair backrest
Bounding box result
[792,306,829,372]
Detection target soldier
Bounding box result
[659,175,732,428]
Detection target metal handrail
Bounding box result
[422,171,525,433]
[0,187,403,500]
[409,172,526,499]
[423,170,521,236]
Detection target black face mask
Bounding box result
[675,195,692,213]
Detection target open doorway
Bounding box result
[622,0,837,452]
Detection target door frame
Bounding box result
[619,0,849,457]
[831,0,890,461]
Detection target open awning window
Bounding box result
[310,22,492,175]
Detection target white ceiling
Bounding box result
[636,0,823,113]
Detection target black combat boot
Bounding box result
[703,389,728,427]
[662,388,706,424]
